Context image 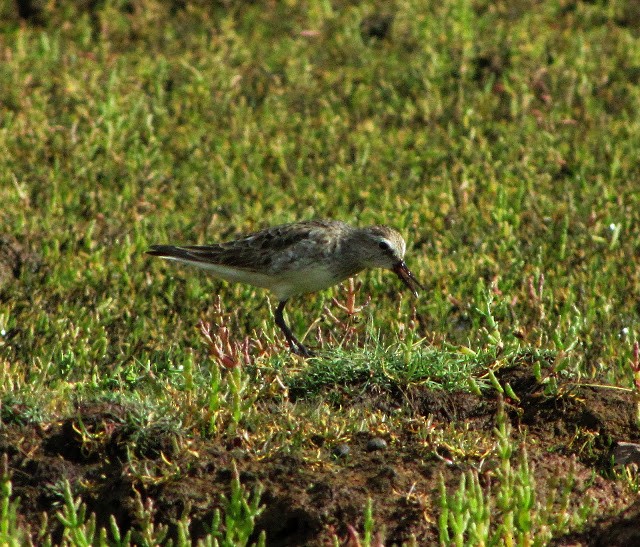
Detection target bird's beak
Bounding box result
[392,261,424,297]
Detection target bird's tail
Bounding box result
[146,245,194,261]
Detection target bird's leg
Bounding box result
[275,300,313,357]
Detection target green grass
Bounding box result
[1,0,640,543]
[3,0,640,386]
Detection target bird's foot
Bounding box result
[285,338,315,358]
[292,343,315,358]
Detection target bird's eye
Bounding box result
[378,241,391,251]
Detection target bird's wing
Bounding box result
[148,220,346,272]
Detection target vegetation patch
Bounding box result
[2,0,640,544]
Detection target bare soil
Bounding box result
[3,364,640,545]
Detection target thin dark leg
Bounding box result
[275,300,312,357]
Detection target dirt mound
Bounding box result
[2,364,639,544]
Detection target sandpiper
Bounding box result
[147,220,422,356]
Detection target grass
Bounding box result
[438,399,597,547]
[1,460,266,546]
[1,0,640,543]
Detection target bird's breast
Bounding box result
[270,265,347,300]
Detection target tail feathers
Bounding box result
[146,245,196,262]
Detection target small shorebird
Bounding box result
[147,220,422,356]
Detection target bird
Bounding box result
[146,219,423,357]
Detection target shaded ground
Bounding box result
[2,364,640,545]
[0,234,40,289]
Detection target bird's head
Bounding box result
[357,226,423,297]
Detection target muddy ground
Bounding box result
[2,365,640,545]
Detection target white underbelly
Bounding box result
[167,258,342,301]
[270,265,342,300]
